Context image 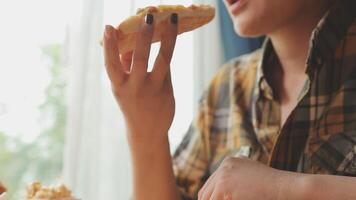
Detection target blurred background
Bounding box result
[0,0,262,199]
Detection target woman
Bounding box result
[103,0,356,199]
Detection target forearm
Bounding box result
[128,134,181,200]
[281,172,356,200]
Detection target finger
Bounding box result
[161,68,173,90]
[151,13,178,83]
[209,189,220,200]
[103,25,125,84]
[210,188,230,200]
[198,172,218,200]
[120,51,133,72]
[200,181,215,200]
[131,13,154,80]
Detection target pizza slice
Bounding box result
[105,4,215,53]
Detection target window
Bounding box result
[0,0,69,198]
[0,0,194,198]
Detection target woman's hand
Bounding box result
[103,14,178,143]
[198,157,298,200]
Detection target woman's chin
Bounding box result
[233,23,264,38]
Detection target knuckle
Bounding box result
[165,23,178,36]
[134,56,148,66]
[223,192,233,200]
[105,59,120,71]
[220,157,239,171]
[139,26,154,41]
[157,53,169,66]
[214,183,232,200]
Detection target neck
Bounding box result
[268,2,330,75]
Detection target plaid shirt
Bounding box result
[172,0,356,199]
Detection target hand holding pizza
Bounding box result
[103,4,214,145]
[103,13,178,144]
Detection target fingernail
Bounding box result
[171,13,178,25]
[145,14,154,25]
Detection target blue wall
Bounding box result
[218,0,264,62]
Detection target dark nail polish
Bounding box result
[171,13,178,25]
[145,14,154,25]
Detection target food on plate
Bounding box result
[26,182,77,200]
[104,4,215,53]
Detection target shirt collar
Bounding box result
[306,0,356,76]
[256,0,356,100]
[256,39,276,101]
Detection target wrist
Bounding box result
[128,133,171,159]
[126,121,170,143]
[278,172,314,200]
[127,130,169,146]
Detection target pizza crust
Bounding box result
[111,4,215,54]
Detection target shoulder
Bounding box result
[213,48,262,83]
[205,49,262,109]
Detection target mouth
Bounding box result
[226,0,239,6]
[225,0,246,15]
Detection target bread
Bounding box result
[109,4,215,54]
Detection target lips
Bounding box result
[225,0,246,16]
[226,0,239,6]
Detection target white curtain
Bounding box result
[63,0,223,199]
[193,0,224,112]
